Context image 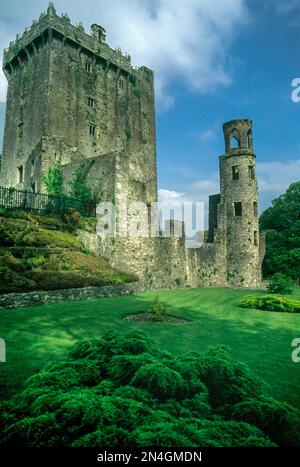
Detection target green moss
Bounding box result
[134,88,142,99]
[129,73,137,87]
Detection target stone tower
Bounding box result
[0,2,157,206]
[219,119,261,287]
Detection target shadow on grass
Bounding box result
[1,288,300,409]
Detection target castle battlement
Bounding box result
[3,2,137,77]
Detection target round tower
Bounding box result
[219,119,261,287]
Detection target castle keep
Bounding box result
[0,3,265,289]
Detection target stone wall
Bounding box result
[0,282,143,310]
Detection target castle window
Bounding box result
[232,165,239,180]
[254,231,258,246]
[88,97,95,108]
[85,62,91,73]
[89,124,96,136]
[248,165,255,180]
[230,135,240,149]
[253,201,258,217]
[31,182,36,193]
[17,166,24,184]
[18,123,24,139]
[119,79,125,90]
[234,202,242,217]
[247,129,252,148]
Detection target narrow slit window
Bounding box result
[234,202,242,217]
[119,79,125,89]
[232,165,239,180]
[85,62,91,73]
[18,122,24,139]
[17,166,24,183]
[89,124,96,136]
[254,231,258,246]
[253,201,258,217]
[31,182,36,193]
[88,97,95,108]
[248,165,255,180]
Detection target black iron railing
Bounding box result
[0,186,96,217]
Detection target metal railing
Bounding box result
[0,186,96,217]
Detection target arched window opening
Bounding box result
[230,135,240,149]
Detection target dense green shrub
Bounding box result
[184,347,264,409]
[267,273,294,294]
[239,295,300,313]
[230,397,300,447]
[1,331,299,447]
[131,363,185,401]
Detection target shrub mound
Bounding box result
[239,295,300,313]
[1,331,299,447]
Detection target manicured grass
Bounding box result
[1,287,300,409]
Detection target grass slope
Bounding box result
[0,209,136,293]
[1,287,300,409]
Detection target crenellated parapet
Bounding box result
[3,2,133,77]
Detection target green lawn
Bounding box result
[1,287,300,409]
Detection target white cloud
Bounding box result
[197,129,215,142]
[257,158,300,197]
[0,0,248,106]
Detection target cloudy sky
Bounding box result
[1,0,300,217]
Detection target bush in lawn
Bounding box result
[72,426,136,447]
[108,354,155,385]
[191,346,264,409]
[2,330,300,447]
[230,397,300,447]
[131,363,185,401]
[149,295,166,320]
[239,295,300,313]
[183,419,276,448]
[25,360,101,390]
[267,273,294,294]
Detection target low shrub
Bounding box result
[239,295,300,313]
[230,397,300,447]
[2,331,300,447]
[267,273,294,294]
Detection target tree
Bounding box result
[69,164,94,206]
[41,162,64,196]
[260,181,300,282]
[267,273,294,295]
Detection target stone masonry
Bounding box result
[0,3,265,290]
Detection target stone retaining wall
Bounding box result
[0,282,144,310]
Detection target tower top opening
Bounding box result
[223,119,253,154]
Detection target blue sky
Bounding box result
[1,0,300,215]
